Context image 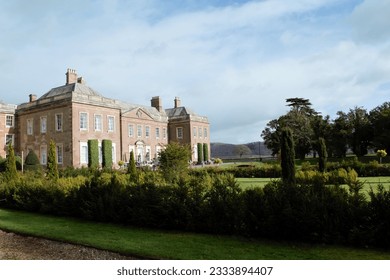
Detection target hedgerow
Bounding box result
[0,169,389,249]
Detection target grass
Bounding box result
[237,177,390,192]
[0,208,390,259]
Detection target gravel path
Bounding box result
[0,229,136,260]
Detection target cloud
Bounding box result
[1,0,389,144]
[349,0,390,43]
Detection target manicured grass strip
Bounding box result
[1,208,390,260]
[237,177,390,191]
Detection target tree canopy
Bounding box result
[158,142,191,183]
[262,98,390,159]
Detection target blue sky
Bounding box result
[1,0,389,144]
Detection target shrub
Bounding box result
[24,150,42,172]
[47,139,59,181]
[102,139,112,169]
[203,143,209,162]
[5,144,18,181]
[88,139,99,169]
[197,143,203,164]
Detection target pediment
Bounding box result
[122,107,154,121]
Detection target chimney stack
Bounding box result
[174,97,181,108]
[151,96,163,112]
[66,68,78,85]
[29,94,37,102]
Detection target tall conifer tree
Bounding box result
[47,139,59,180]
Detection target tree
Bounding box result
[370,102,390,153]
[262,97,318,160]
[328,111,350,157]
[127,150,137,181]
[234,145,251,158]
[261,119,281,157]
[377,149,387,164]
[159,142,191,183]
[47,139,59,180]
[5,143,18,181]
[280,128,296,187]
[347,107,371,156]
[318,137,327,172]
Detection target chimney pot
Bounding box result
[29,94,37,102]
[174,97,181,108]
[66,68,78,85]
[151,96,163,112]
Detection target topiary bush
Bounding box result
[88,139,99,169]
[24,150,42,172]
[102,139,112,169]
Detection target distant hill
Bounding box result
[211,142,272,159]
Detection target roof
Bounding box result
[166,106,208,123]
[39,83,102,100]
[121,104,168,122]
[0,100,17,113]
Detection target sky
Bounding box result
[1,0,389,144]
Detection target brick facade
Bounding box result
[0,69,210,167]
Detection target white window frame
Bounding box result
[155,127,160,139]
[112,143,116,164]
[40,116,47,134]
[193,126,197,138]
[56,144,63,164]
[128,124,134,137]
[27,118,33,135]
[5,134,14,146]
[5,115,14,127]
[40,145,47,165]
[204,127,208,138]
[80,112,88,131]
[177,127,183,139]
[55,113,63,132]
[198,127,202,138]
[94,114,102,131]
[137,125,142,138]
[80,142,88,164]
[145,126,150,138]
[107,115,115,132]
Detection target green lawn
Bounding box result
[0,208,389,260]
[237,177,390,192]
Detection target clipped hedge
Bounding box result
[0,169,389,248]
[88,139,99,168]
[102,139,112,169]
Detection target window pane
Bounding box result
[80,113,88,130]
[108,116,114,132]
[41,117,47,133]
[129,124,134,137]
[56,114,63,131]
[95,115,102,131]
[6,115,14,127]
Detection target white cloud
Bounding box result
[0,0,388,144]
[349,0,390,43]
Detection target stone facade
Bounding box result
[1,69,210,167]
[0,102,17,158]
